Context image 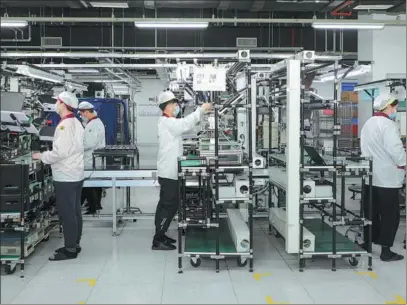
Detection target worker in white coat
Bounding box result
[153,90,211,250]
[78,101,106,214]
[361,92,406,262]
[32,91,84,261]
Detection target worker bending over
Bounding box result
[361,92,406,262]
[33,92,84,261]
[153,90,211,251]
[78,102,106,214]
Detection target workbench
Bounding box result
[83,166,158,235]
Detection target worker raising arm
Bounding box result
[32,91,85,261]
[78,101,106,215]
[361,92,406,262]
[153,90,211,251]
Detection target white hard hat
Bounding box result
[53,91,79,109]
[373,92,398,111]
[78,101,94,110]
[158,90,178,105]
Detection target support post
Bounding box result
[285,60,301,254]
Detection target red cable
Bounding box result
[331,0,353,17]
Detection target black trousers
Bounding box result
[154,177,179,240]
[54,180,84,250]
[81,187,103,213]
[363,185,401,247]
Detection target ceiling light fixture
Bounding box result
[90,1,129,8]
[67,69,100,73]
[135,21,209,29]
[353,5,393,10]
[1,20,28,27]
[312,22,385,30]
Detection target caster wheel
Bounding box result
[349,257,359,267]
[190,257,201,268]
[5,264,16,275]
[237,257,248,267]
[42,236,50,242]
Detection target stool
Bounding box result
[348,184,362,200]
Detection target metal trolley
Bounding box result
[177,156,252,272]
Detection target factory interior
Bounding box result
[0,0,406,304]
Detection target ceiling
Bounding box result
[0,0,405,13]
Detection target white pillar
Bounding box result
[285,59,301,254]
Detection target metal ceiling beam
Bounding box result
[0,16,403,25]
[250,0,266,12]
[0,51,343,61]
[218,0,232,10]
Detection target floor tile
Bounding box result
[162,281,238,304]
[299,272,387,304]
[86,283,163,304]
[0,275,33,304]
[11,283,92,304]
[232,279,314,304]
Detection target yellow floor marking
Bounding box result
[385,295,406,304]
[76,278,97,287]
[78,302,86,304]
[265,296,290,304]
[253,272,272,281]
[356,271,378,279]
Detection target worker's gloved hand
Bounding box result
[201,103,212,112]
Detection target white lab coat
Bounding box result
[361,116,406,188]
[41,116,84,182]
[83,117,106,169]
[157,107,205,180]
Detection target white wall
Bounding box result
[357,13,406,133]
[134,78,167,168]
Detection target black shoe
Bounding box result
[380,252,404,262]
[164,235,176,244]
[55,246,81,254]
[152,239,176,251]
[49,248,78,261]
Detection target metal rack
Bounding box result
[298,62,373,272]
[177,61,254,273]
[0,162,57,276]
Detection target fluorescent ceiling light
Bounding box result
[92,80,124,83]
[1,20,28,27]
[67,69,100,73]
[312,22,384,30]
[135,21,209,29]
[315,65,371,82]
[90,1,129,8]
[65,81,88,92]
[353,4,393,10]
[15,65,64,83]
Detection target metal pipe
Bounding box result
[1,25,32,42]
[0,16,402,25]
[0,46,303,51]
[0,51,296,59]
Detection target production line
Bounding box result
[0,49,405,278]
